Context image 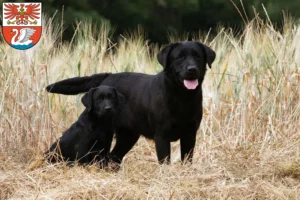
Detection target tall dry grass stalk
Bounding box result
[0,13,299,199]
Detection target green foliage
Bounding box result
[2,0,300,43]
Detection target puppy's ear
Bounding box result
[81,88,96,112]
[157,43,179,68]
[112,88,125,106]
[196,42,216,68]
[117,92,125,105]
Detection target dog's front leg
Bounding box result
[154,134,171,164]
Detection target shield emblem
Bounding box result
[2,3,42,50]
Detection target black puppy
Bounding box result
[46,41,216,165]
[45,85,124,167]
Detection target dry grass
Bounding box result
[0,13,300,199]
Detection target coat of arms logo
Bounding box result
[2,3,42,50]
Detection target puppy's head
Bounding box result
[157,41,216,90]
[81,86,124,118]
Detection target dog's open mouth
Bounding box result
[183,79,198,90]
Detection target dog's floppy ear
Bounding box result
[157,43,179,68]
[112,87,125,106]
[196,42,216,68]
[81,88,97,112]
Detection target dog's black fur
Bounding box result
[46,41,216,165]
[45,85,124,167]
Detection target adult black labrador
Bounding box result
[46,41,216,165]
[45,86,124,167]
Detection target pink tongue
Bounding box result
[184,79,198,90]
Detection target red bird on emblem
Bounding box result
[4,3,40,25]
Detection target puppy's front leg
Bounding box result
[180,132,196,163]
[154,134,171,164]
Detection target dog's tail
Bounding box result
[46,73,111,95]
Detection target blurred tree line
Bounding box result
[2,0,300,44]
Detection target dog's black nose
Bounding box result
[187,66,196,72]
[104,106,112,111]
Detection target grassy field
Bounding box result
[0,14,300,199]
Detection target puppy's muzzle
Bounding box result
[104,106,112,112]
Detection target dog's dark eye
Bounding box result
[177,56,185,60]
[194,54,202,60]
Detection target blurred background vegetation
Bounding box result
[1,0,300,44]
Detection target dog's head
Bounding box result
[157,41,216,90]
[81,86,124,118]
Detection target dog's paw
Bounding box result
[106,161,120,172]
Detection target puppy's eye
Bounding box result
[98,96,104,101]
